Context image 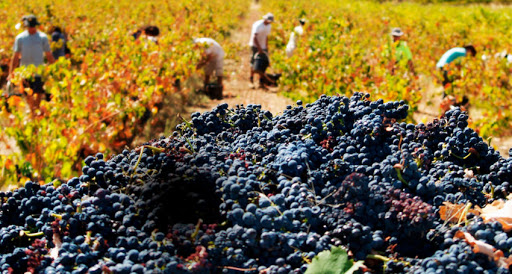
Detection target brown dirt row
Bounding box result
[184,1,295,117]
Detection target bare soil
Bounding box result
[184,2,295,117]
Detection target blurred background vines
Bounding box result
[0,0,248,185]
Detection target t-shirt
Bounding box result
[249,19,271,49]
[286,25,304,57]
[195,38,224,61]
[51,31,66,59]
[395,41,412,62]
[13,30,51,67]
[436,47,467,69]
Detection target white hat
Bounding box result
[391,27,404,37]
[263,13,274,22]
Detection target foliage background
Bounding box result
[262,0,512,138]
[0,0,248,184]
[2,0,512,186]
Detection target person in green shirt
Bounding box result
[388,27,416,75]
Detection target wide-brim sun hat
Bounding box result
[263,13,274,22]
[22,14,40,27]
[391,27,404,37]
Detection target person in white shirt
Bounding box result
[249,13,274,88]
[194,38,225,89]
[286,18,306,58]
[9,14,55,114]
[132,25,160,45]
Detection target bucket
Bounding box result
[261,73,282,87]
[205,83,223,100]
[253,52,269,73]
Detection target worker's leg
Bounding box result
[215,59,224,99]
[34,93,42,111]
[204,62,214,89]
[204,74,210,88]
[249,47,257,87]
[442,69,450,97]
[24,77,43,115]
[25,93,36,113]
[257,72,268,90]
[216,58,224,88]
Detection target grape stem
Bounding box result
[190,218,203,243]
[457,202,472,225]
[184,137,196,153]
[449,150,473,160]
[220,266,258,272]
[367,254,391,262]
[394,167,409,186]
[21,231,44,237]
[367,254,411,268]
[131,145,167,180]
[50,213,63,220]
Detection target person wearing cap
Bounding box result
[286,18,306,58]
[436,45,477,92]
[194,37,225,97]
[132,25,160,45]
[9,14,55,114]
[386,27,415,75]
[249,13,274,89]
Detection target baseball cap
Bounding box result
[22,15,40,27]
[263,13,274,22]
[391,27,404,37]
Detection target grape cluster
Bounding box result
[0,93,511,273]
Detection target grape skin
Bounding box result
[0,93,510,273]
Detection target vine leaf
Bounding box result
[305,246,364,274]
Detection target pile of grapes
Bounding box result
[2,93,512,273]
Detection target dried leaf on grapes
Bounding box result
[454,231,512,268]
[439,202,479,223]
[479,195,512,232]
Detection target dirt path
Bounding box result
[0,135,18,155]
[185,2,295,117]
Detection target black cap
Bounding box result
[22,15,40,27]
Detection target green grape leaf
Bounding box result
[305,247,363,274]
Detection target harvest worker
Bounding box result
[285,18,306,58]
[194,37,225,97]
[50,26,68,60]
[9,14,55,114]
[132,25,160,44]
[436,45,477,94]
[249,13,274,89]
[387,27,415,75]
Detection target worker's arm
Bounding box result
[8,52,21,80]
[253,33,263,54]
[197,53,213,69]
[42,36,54,64]
[45,51,55,64]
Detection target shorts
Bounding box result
[204,58,223,77]
[250,46,268,65]
[23,75,44,94]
